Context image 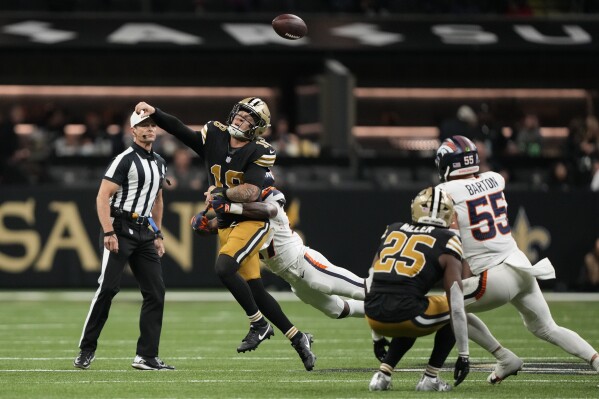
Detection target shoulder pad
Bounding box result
[445,234,463,260]
[200,121,228,145]
[208,120,228,132]
[252,139,276,167]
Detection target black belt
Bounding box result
[110,208,150,226]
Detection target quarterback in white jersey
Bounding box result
[436,135,599,384]
[192,185,365,319]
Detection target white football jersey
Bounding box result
[259,189,305,274]
[438,171,518,274]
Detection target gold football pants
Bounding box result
[218,220,270,281]
[366,295,450,338]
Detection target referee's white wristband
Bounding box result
[229,203,243,215]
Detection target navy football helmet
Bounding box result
[435,135,480,182]
[263,169,275,188]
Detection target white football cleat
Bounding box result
[369,371,392,391]
[415,375,452,391]
[487,349,523,384]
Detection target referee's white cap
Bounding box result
[130,111,152,127]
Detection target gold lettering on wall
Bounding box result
[35,202,99,271]
[0,199,41,272]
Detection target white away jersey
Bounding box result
[438,171,518,274]
[259,189,305,274]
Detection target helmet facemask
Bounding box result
[411,187,455,228]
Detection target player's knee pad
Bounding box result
[308,280,333,295]
[214,254,240,280]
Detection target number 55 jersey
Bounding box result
[438,171,518,275]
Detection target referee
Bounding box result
[73,110,174,370]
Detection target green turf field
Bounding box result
[0,291,597,398]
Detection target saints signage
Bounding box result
[0,16,598,50]
[0,196,206,275]
[0,188,594,288]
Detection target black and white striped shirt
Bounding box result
[104,142,167,217]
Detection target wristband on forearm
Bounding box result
[228,203,243,215]
[104,231,116,237]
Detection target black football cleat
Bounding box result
[237,322,274,353]
[291,333,316,371]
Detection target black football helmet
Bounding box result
[226,97,271,141]
[435,135,480,182]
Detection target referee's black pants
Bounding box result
[78,219,166,358]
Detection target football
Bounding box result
[272,14,307,40]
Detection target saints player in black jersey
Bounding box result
[366,187,470,391]
[134,99,315,371]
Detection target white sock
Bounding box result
[591,353,599,371]
[467,313,503,356]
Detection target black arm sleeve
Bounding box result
[152,108,204,155]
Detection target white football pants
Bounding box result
[463,263,597,364]
[275,248,365,318]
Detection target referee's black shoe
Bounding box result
[73,350,95,369]
[237,322,274,353]
[131,355,175,370]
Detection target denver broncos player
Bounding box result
[197,172,365,319]
[436,135,599,384]
[134,100,314,369]
[365,187,470,392]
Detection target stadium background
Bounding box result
[0,1,598,291]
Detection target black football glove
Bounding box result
[211,195,231,214]
[373,337,390,363]
[454,355,470,387]
[210,187,232,214]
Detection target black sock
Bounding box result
[291,332,304,345]
[384,337,417,367]
[247,278,294,333]
[428,324,456,368]
[215,255,258,316]
[253,317,267,327]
